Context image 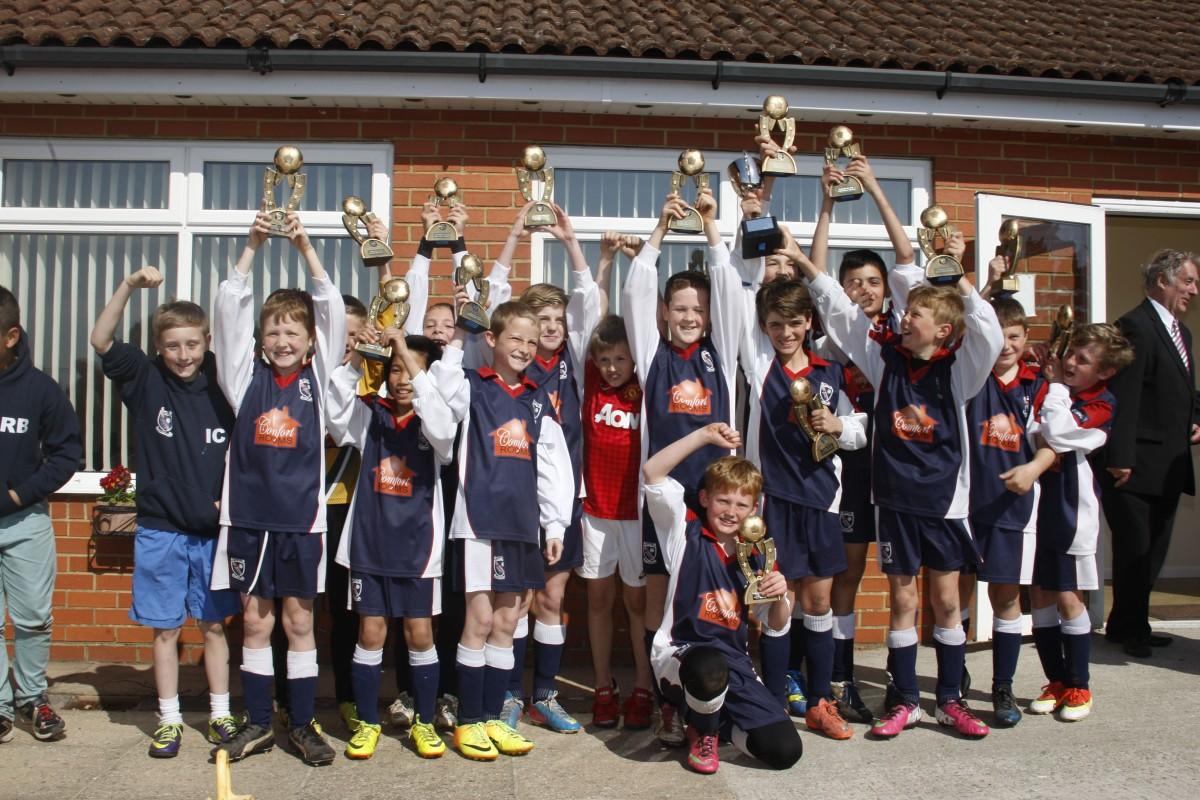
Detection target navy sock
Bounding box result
[351,660,382,725]
[758,631,791,706]
[688,709,721,735]
[288,677,317,729]
[484,665,510,720]
[1061,633,1091,690]
[456,646,486,724]
[411,661,439,722]
[886,628,920,706]
[241,669,274,728]
[831,637,851,683]
[804,616,835,701]
[932,627,966,705]
[533,641,564,700]
[991,632,1022,689]
[509,635,528,699]
[1032,626,1065,684]
[788,620,807,672]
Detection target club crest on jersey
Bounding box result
[492,555,506,580]
[642,542,658,565]
[298,377,313,403]
[559,360,568,379]
[155,407,174,438]
[701,350,716,373]
[373,455,415,497]
[622,383,642,403]
[892,404,936,443]
[352,578,363,601]
[698,588,741,631]
[819,381,834,407]
[254,406,300,448]
[840,511,855,532]
[879,542,893,564]
[980,413,1023,453]
[492,418,533,459]
[230,558,246,581]
[531,398,544,418]
[668,379,713,415]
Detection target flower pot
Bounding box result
[92,504,137,536]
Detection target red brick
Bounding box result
[104,119,158,137]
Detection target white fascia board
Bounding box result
[4,68,1200,137]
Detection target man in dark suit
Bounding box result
[1097,249,1200,658]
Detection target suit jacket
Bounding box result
[1096,298,1200,498]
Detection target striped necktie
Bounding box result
[1171,318,1190,370]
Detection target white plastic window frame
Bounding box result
[0,138,393,493]
[530,146,931,283]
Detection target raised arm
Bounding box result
[215,213,271,411]
[643,423,742,487]
[847,155,915,265]
[700,187,746,407]
[427,339,470,427]
[326,361,371,449]
[90,267,164,355]
[297,215,347,393]
[951,282,1004,401]
[621,197,682,384]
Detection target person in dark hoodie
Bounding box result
[90,267,239,759]
[0,285,81,744]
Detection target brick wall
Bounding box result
[5,102,1199,664]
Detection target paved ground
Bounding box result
[2,625,1198,800]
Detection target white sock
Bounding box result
[158,695,183,726]
[209,692,230,721]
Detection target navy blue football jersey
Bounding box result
[525,345,582,485]
[968,363,1045,531]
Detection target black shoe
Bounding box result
[961,665,972,698]
[288,720,335,766]
[18,695,65,741]
[213,721,275,762]
[883,681,904,714]
[834,680,874,724]
[1147,633,1173,647]
[1123,639,1153,658]
[991,686,1022,728]
[0,716,12,743]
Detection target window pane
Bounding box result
[542,239,714,315]
[0,233,178,472]
[2,159,169,209]
[770,177,911,224]
[191,235,378,333]
[202,162,372,212]
[557,169,719,218]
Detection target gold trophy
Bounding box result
[736,515,777,605]
[454,253,490,334]
[1049,305,1075,360]
[825,126,864,202]
[356,277,411,364]
[918,205,965,286]
[668,149,708,234]
[995,219,1022,297]
[342,196,393,268]
[262,145,306,237]
[790,378,840,461]
[425,178,462,247]
[758,95,798,177]
[516,145,557,228]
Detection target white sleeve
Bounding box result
[1031,384,1110,455]
[644,477,688,574]
[411,370,456,464]
[567,267,601,389]
[887,260,924,314]
[834,390,868,451]
[485,261,513,312]
[536,415,575,541]
[951,289,1004,402]
[707,242,745,413]
[807,273,885,389]
[427,345,470,425]
[622,242,663,386]
[213,269,256,413]
[404,253,431,336]
[327,362,370,449]
[311,274,347,397]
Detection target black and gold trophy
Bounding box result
[736,515,777,605]
[824,126,864,202]
[918,205,965,286]
[728,153,782,259]
[425,178,462,247]
[758,96,798,177]
[262,145,306,237]
[342,196,393,268]
[994,219,1022,297]
[790,377,840,461]
[516,145,557,228]
[454,253,491,334]
[668,149,708,234]
[1049,305,1075,360]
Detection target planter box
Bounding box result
[92,504,137,536]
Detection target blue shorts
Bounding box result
[974,524,1035,585]
[461,538,545,594]
[351,571,441,618]
[1033,545,1098,592]
[130,526,240,628]
[838,502,876,546]
[226,528,325,599]
[876,508,979,576]
[657,644,789,733]
[544,499,584,574]
[762,496,845,579]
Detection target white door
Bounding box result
[971,193,1108,639]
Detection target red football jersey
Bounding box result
[582,360,642,520]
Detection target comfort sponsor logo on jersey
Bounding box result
[668,379,713,415]
[980,413,1023,452]
[594,402,639,430]
[892,404,936,443]
[373,455,415,497]
[698,588,741,631]
[491,418,533,459]
[254,406,300,448]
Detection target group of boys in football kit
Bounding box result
[31,119,1133,775]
